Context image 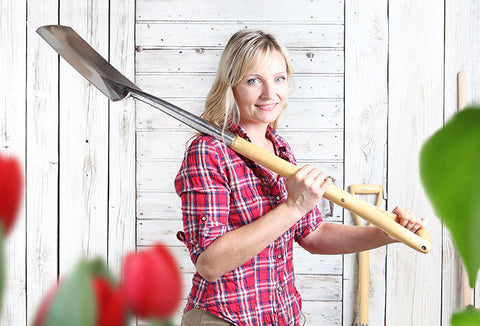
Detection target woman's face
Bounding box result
[233,50,289,130]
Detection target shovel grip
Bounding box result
[230,136,431,254]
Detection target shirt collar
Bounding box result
[228,121,289,159]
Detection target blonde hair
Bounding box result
[201,30,293,132]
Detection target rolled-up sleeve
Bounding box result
[175,136,231,264]
[294,205,323,242]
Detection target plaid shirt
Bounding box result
[174,122,323,326]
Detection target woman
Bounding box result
[175,30,424,326]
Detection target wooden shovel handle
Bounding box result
[349,184,383,325]
[349,184,383,226]
[231,136,431,253]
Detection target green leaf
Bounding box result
[43,260,96,326]
[420,107,480,287]
[451,305,480,326]
[88,257,117,285]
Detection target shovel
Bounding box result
[36,25,431,254]
[349,184,384,326]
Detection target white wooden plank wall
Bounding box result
[135,1,345,325]
[26,0,59,323]
[344,1,388,325]
[1,0,136,325]
[1,0,27,325]
[387,1,444,325]
[2,0,480,325]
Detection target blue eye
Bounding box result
[275,76,286,83]
[247,78,260,85]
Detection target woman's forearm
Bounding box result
[299,222,395,255]
[195,202,303,282]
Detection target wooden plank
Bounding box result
[25,0,59,323]
[136,161,180,192]
[387,1,444,324]
[136,99,343,131]
[137,191,182,219]
[296,274,342,301]
[136,0,344,23]
[136,23,344,48]
[293,245,343,275]
[136,130,343,161]
[343,1,388,325]
[302,301,342,325]
[136,74,343,99]
[0,1,27,324]
[59,1,110,274]
[136,48,343,74]
[108,0,136,277]
[283,130,343,161]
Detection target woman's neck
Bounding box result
[240,122,276,155]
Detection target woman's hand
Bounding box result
[284,165,332,218]
[385,206,428,242]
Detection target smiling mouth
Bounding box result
[255,103,278,111]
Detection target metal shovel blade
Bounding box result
[37,25,234,143]
[36,25,140,101]
[36,25,432,254]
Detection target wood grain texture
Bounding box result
[136,48,343,74]
[0,0,27,325]
[58,0,110,274]
[2,0,476,324]
[344,1,388,324]
[387,1,444,324]
[108,0,136,277]
[25,0,59,323]
[136,0,344,23]
[136,23,344,49]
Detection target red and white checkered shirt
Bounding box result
[174,122,323,326]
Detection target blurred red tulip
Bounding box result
[0,154,23,235]
[34,277,128,326]
[123,243,182,320]
[93,278,128,326]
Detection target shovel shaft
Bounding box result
[231,136,431,254]
[130,89,235,144]
[37,24,431,254]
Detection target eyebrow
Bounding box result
[244,72,287,79]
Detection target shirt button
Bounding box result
[201,216,207,221]
[275,195,281,201]
[277,254,282,259]
[277,285,283,292]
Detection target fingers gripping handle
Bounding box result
[230,136,431,254]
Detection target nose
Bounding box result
[260,81,276,100]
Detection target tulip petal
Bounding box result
[0,154,23,235]
[0,229,4,312]
[123,243,182,320]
